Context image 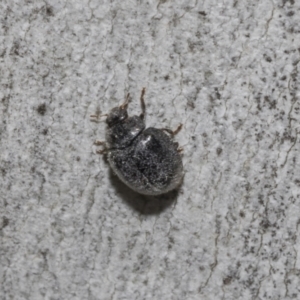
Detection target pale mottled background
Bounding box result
[1,0,300,299]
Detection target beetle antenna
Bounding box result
[140,88,146,120]
[120,93,130,109]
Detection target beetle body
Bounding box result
[97,89,183,196]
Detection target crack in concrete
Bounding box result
[262,0,275,38]
[198,219,220,293]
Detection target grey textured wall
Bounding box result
[1,0,300,299]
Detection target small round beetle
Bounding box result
[91,88,183,196]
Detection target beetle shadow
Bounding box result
[108,169,180,215]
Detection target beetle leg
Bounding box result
[161,123,183,136]
[96,148,108,155]
[161,128,174,135]
[177,146,184,154]
[94,140,105,146]
[94,140,108,154]
[90,112,108,122]
[173,142,184,153]
[172,123,183,135]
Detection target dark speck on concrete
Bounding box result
[37,103,47,116]
[2,217,9,229]
[46,6,54,17]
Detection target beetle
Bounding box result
[91,88,183,196]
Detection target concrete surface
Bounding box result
[1,0,300,299]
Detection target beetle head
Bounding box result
[106,93,130,127]
[106,106,128,127]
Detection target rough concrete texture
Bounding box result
[1,0,300,299]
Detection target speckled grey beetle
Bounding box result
[91,88,183,196]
